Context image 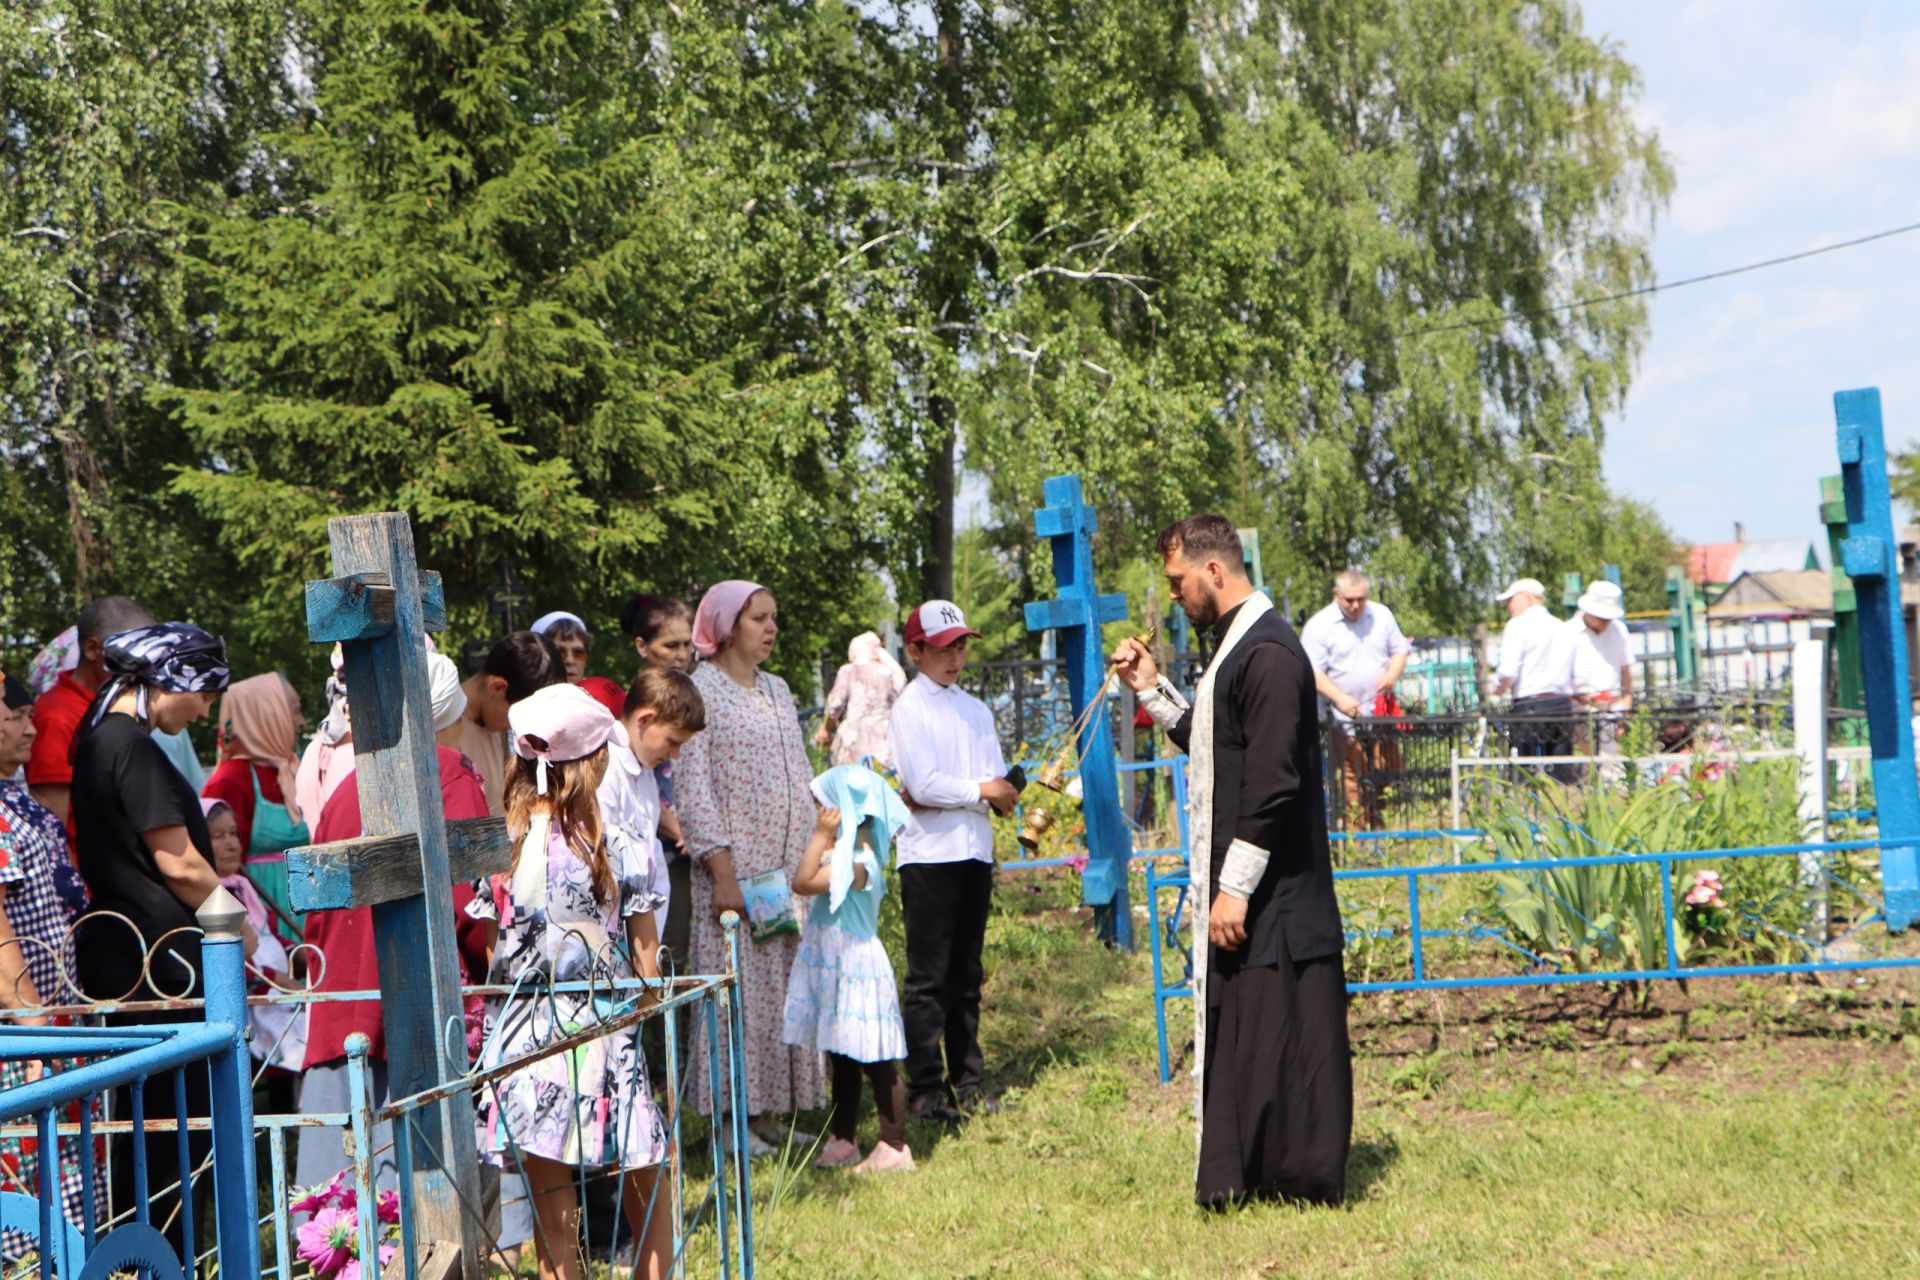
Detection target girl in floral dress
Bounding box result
[466,683,672,1280]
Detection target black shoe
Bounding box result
[955,1089,1001,1117]
[909,1093,964,1126]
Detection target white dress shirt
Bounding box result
[1568,613,1631,696]
[889,673,1007,866]
[1496,604,1582,699]
[1299,600,1413,720]
[597,744,669,936]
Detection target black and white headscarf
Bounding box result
[86,623,231,731]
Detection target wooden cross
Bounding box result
[286,513,509,1276]
[1831,388,1920,931]
[1022,474,1135,949]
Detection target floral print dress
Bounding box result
[674,664,826,1116]
[466,820,668,1170]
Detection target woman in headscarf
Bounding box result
[68,622,232,1253]
[202,672,310,936]
[673,581,825,1145]
[815,631,908,768]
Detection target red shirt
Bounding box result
[577,676,626,719]
[300,746,492,1066]
[26,671,95,787]
[200,759,290,852]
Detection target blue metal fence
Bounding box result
[0,903,757,1278]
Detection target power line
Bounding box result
[1399,217,1920,339]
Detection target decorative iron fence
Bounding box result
[0,905,756,1278]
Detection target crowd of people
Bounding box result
[0,579,1028,1276]
[1299,569,1636,820]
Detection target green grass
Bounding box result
[675,881,1920,1280]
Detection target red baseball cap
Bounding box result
[905,599,983,648]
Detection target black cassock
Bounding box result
[1167,601,1352,1207]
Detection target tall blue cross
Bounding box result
[1832,388,1920,930]
[287,513,512,1274]
[1023,475,1134,948]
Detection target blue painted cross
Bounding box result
[286,513,508,1273]
[1023,475,1135,948]
[1832,388,1920,930]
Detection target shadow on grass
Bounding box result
[1345,1131,1401,1202]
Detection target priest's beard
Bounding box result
[1179,578,1224,630]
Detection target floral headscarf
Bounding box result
[85,623,230,733]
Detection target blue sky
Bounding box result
[1586,0,1920,552]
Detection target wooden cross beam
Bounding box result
[285,513,486,1274]
[1022,474,1134,949]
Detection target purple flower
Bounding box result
[295,1205,356,1277]
[377,1189,400,1226]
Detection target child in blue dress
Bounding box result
[783,764,914,1173]
[466,682,674,1280]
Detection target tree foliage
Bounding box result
[3,0,1679,688]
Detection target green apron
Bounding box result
[245,765,310,939]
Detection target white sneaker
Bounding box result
[852,1141,915,1175]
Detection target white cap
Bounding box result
[1496,577,1547,602]
[530,610,588,636]
[1576,580,1626,621]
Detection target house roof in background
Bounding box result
[1706,568,1832,618]
[1685,538,1821,585]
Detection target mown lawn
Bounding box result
[694,881,1920,1280]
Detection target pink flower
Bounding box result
[1066,852,1089,874]
[289,1170,349,1217]
[1685,870,1727,909]
[335,1246,397,1280]
[377,1189,400,1226]
[295,1206,356,1277]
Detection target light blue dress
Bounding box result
[781,766,909,1063]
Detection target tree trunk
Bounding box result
[920,0,968,604]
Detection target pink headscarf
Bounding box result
[220,673,306,823]
[692,580,769,659]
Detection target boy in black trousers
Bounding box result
[888,600,1018,1123]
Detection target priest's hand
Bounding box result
[1110,637,1159,692]
[1209,893,1250,951]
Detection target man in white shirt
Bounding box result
[1300,569,1412,828]
[1493,577,1583,779]
[889,600,1017,1124]
[1568,580,1633,767]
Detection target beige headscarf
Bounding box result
[221,673,305,823]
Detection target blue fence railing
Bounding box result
[0,888,261,1279]
[0,901,758,1278]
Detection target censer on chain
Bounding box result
[1016,612,1157,851]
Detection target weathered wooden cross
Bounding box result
[286,513,512,1277]
[1023,474,1135,949]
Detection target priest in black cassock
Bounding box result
[1113,514,1351,1207]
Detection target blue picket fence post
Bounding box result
[199,887,263,1278]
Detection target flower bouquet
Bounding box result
[289,1170,400,1279]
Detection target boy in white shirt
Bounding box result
[888,600,1017,1124]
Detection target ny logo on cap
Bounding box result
[938,605,961,626]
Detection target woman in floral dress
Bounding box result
[466,683,672,1280]
[674,581,826,1143]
